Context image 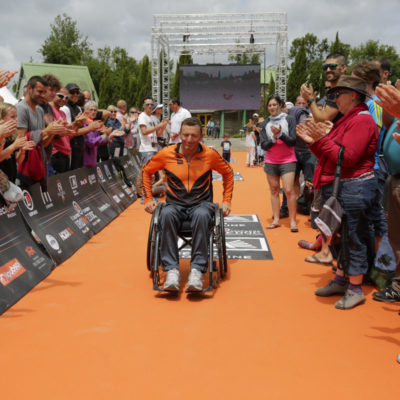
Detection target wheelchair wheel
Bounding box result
[146,203,164,272]
[216,208,228,279]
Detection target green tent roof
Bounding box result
[16,62,98,101]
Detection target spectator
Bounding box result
[138,97,168,165]
[297,75,379,309]
[16,76,66,190]
[245,125,256,167]
[168,97,191,144]
[82,90,91,104]
[50,88,72,173]
[83,101,122,168]
[220,133,232,163]
[125,107,140,151]
[116,100,127,126]
[0,103,33,183]
[372,84,400,303]
[260,94,298,232]
[106,105,125,158]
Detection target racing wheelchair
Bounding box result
[146,202,228,292]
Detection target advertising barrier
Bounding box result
[0,200,54,314]
[0,154,141,315]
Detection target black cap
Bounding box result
[65,83,80,92]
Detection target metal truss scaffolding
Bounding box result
[151,12,288,113]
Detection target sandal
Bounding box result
[304,254,333,266]
[291,226,299,233]
[266,222,281,229]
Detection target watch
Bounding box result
[307,98,315,106]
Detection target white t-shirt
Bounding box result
[138,112,157,152]
[170,107,191,144]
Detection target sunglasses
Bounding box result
[110,111,117,114]
[130,111,138,114]
[56,93,69,100]
[323,63,341,71]
[144,103,154,107]
[333,91,351,99]
[69,90,80,95]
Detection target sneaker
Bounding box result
[372,286,400,303]
[187,269,203,291]
[315,280,347,297]
[163,269,180,291]
[335,289,365,309]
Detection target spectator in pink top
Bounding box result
[260,94,298,232]
[51,87,72,173]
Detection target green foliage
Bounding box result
[40,13,92,65]
[329,32,351,61]
[171,52,193,99]
[287,44,308,102]
[350,40,400,81]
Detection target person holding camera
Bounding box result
[138,97,168,165]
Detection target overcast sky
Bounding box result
[1,0,399,71]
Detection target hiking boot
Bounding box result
[187,269,203,291]
[163,269,180,291]
[315,280,347,297]
[372,286,400,303]
[335,289,365,310]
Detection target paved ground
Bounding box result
[202,136,247,150]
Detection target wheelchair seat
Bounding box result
[146,202,228,292]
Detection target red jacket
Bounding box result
[310,103,378,189]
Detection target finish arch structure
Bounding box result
[151,12,288,116]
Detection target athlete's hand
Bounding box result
[144,200,157,214]
[222,203,231,217]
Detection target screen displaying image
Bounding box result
[179,64,260,110]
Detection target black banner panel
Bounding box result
[119,155,140,185]
[65,168,119,234]
[18,182,94,265]
[179,214,273,260]
[96,161,136,210]
[0,202,54,315]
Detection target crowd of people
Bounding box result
[2,52,400,311]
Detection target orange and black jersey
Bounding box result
[142,143,234,207]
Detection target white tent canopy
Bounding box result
[0,87,18,105]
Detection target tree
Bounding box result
[286,44,308,102]
[289,33,329,65]
[329,32,351,62]
[171,52,193,99]
[350,40,400,80]
[40,14,92,65]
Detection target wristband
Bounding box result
[307,98,315,106]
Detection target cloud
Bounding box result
[0,0,399,73]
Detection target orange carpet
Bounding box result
[0,151,399,399]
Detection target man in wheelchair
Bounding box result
[142,117,234,291]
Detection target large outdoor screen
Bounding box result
[179,64,260,110]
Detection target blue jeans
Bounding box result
[321,177,379,276]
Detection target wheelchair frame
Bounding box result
[146,202,228,292]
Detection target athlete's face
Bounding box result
[180,124,203,156]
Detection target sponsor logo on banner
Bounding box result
[104,165,112,180]
[0,205,9,216]
[72,201,83,215]
[59,227,73,241]
[40,187,53,207]
[0,258,26,286]
[112,195,121,203]
[56,179,66,202]
[25,246,36,257]
[88,174,96,185]
[46,234,60,251]
[96,167,105,182]
[69,175,78,190]
[80,178,88,186]
[23,190,34,211]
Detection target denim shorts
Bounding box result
[321,177,379,276]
